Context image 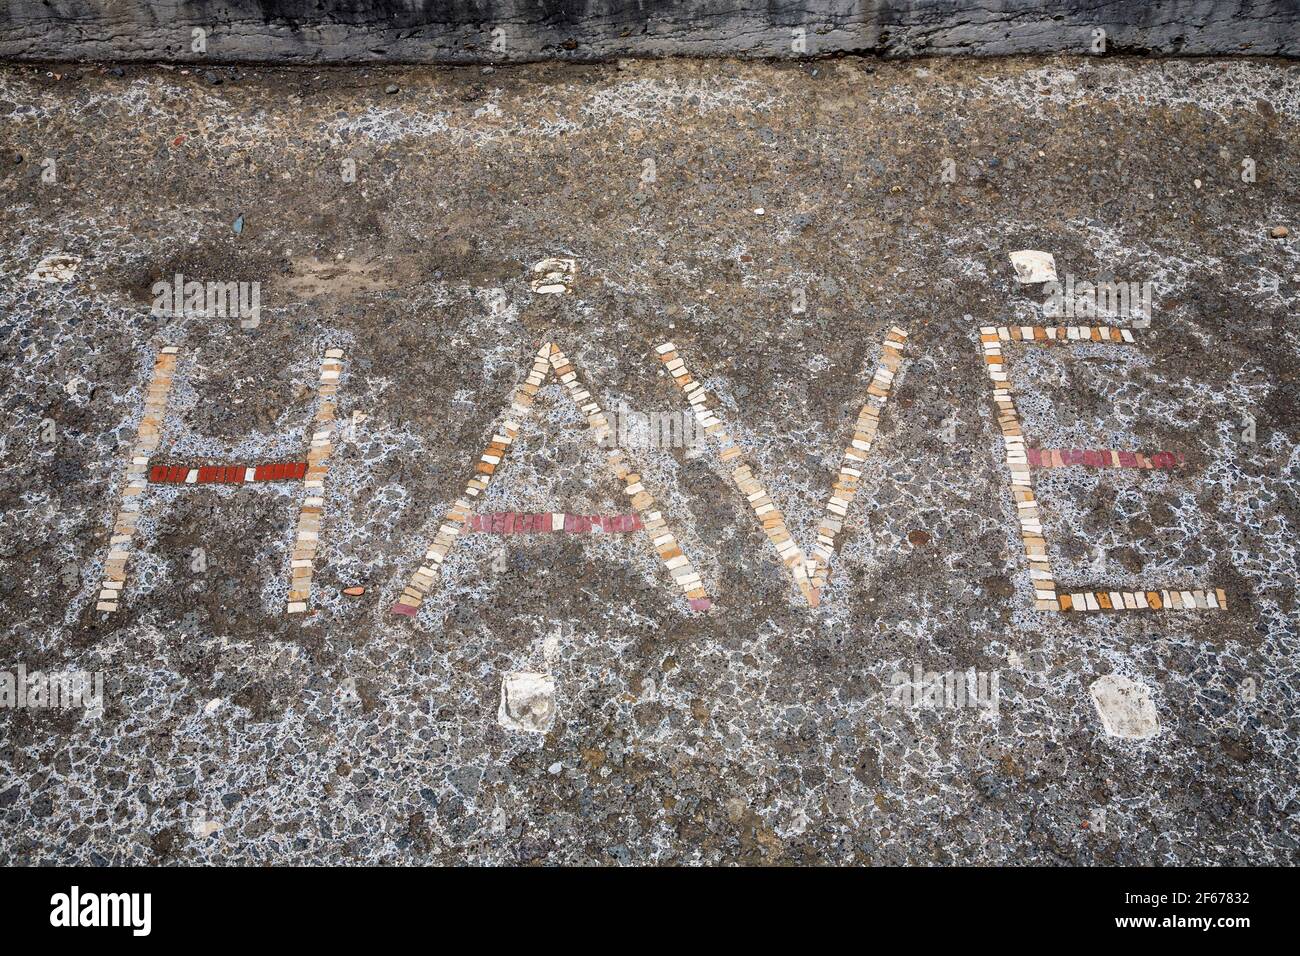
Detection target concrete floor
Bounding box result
[0,55,1297,864]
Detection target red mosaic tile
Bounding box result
[1030,448,1186,470]
[148,460,311,485]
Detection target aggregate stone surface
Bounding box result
[0,55,1297,864]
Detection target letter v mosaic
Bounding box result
[391,342,712,618]
[657,327,908,607]
[95,345,345,615]
[979,324,1226,613]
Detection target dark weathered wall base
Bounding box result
[2,1,1297,63]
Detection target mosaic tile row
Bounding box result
[995,325,1135,343]
[147,462,309,483]
[96,346,179,613]
[811,327,908,591]
[287,349,344,614]
[1059,588,1227,612]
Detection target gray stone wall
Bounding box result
[1,1,1297,62]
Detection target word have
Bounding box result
[93,327,1225,619]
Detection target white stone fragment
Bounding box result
[530,257,576,294]
[1089,674,1160,739]
[1010,249,1058,284]
[191,817,221,839]
[28,253,82,282]
[498,670,557,733]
